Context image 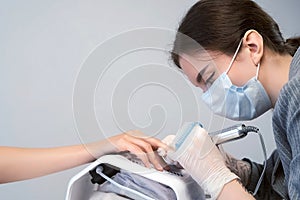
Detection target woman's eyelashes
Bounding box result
[197,71,216,88]
[205,71,216,88]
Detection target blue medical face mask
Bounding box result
[201,40,272,121]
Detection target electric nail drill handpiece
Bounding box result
[209,124,247,145]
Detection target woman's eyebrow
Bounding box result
[196,64,209,83]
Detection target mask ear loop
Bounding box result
[225,39,243,74]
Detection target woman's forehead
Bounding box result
[179,52,218,72]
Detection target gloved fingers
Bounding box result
[153,151,171,170]
[168,126,216,161]
[162,134,176,146]
[156,134,180,165]
[157,134,176,157]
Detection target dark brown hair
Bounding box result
[172,0,300,68]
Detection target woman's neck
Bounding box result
[259,49,293,107]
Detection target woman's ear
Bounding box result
[242,30,264,66]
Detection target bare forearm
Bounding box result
[218,180,255,200]
[0,145,95,183]
[0,131,168,183]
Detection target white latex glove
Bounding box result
[157,135,178,165]
[157,135,175,156]
[162,135,176,147]
[166,125,239,200]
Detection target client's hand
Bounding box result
[86,130,170,171]
[165,125,239,199]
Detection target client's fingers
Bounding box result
[145,137,171,151]
[122,133,164,170]
[125,144,151,168]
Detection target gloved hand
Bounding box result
[165,125,239,200]
[157,135,180,166]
